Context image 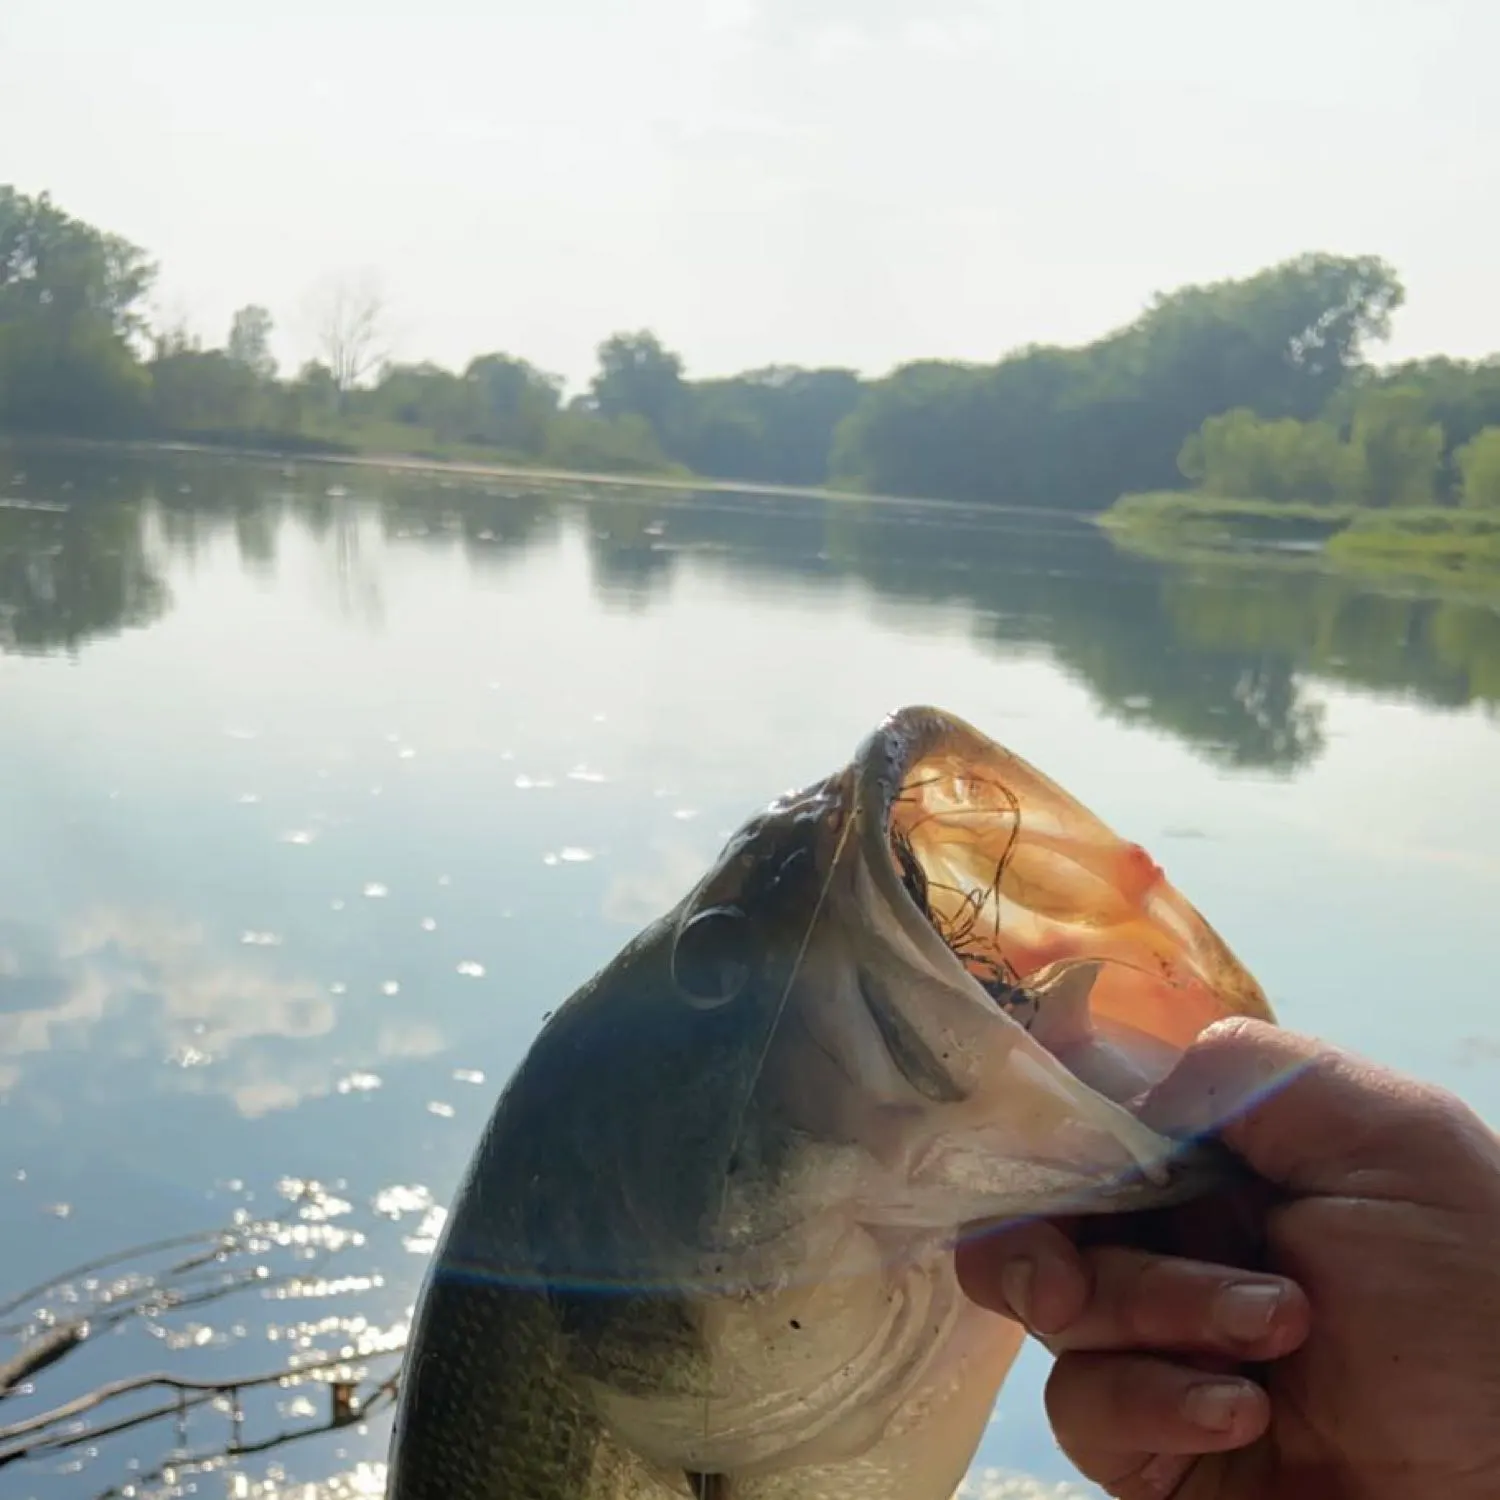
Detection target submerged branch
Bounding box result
[0,1230,231,1322]
[0,1212,411,1494]
[90,1372,402,1500]
[0,1322,88,1398]
[0,1347,380,1453]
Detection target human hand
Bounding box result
[956,1018,1500,1499]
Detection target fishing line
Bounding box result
[700,795,858,1449]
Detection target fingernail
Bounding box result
[999,1259,1033,1327]
[1215,1281,1282,1342]
[1182,1380,1250,1433]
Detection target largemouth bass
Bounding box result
[386,705,1273,1500]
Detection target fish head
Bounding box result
[497,698,1277,1292]
[649,702,1277,1255]
[399,704,1276,1494]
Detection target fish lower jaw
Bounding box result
[886,1134,1172,1229]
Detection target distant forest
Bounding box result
[3,184,1500,510]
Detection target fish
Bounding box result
[385,705,1274,1500]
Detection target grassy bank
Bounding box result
[1099,491,1357,543]
[292,417,697,479]
[1326,508,1500,584]
[1100,490,1500,591]
[5,417,696,480]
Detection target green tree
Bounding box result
[675,381,767,480]
[834,253,1403,509]
[1347,385,1444,507]
[0,186,155,434]
[1134,252,1402,417]
[227,305,276,380]
[368,361,473,442]
[1456,427,1500,509]
[465,354,563,454]
[289,360,340,427]
[544,410,671,474]
[150,342,265,433]
[0,187,154,339]
[830,360,994,499]
[361,355,564,454]
[743,367,863,485]
[0,318,150,434]
[1331,357,1500,501]
[589,331,685,447]
[1179,410,1356,504]
[676,367,863,486]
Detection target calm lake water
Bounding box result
[3,445,1499,1500]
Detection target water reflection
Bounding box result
[3,442,1499,1500]
[584,500,676,612]
[0,498,170,656]
[1,908,339,1102]
[3,445,1495,775]
[0,1183,407,1500]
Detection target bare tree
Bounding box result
[305,271,387,399]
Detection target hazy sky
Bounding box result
[4,0,1496,391]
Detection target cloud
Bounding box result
[0,909,337,1115]
[231,1077,306,1119]
[376,1019,447,1060]
[957,1469,1094,1499]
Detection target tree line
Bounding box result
[1178,371,1500,510]
[4,184,1500,508]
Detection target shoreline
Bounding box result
[1099,490,1500,594]
[0,432,1075,522]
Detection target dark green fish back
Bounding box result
[386,921,738,1500]
[388,1240,701,1499]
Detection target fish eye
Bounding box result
[672,906,751,1009]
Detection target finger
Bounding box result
[954,1219,1089,1336]
[1042,1246,1309,1361]
[1138,1018,1498,1203]
[1045,1352,1268,1491]
[1070,1173,1278,1275]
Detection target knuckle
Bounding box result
[1097,1247,1192,1343]
[1197,1014,1266,1047]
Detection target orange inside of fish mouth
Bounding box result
[871,711,1272,1069]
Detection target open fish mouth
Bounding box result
[819,704,1273,1225]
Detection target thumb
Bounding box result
[1137,1018,1496,1205]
